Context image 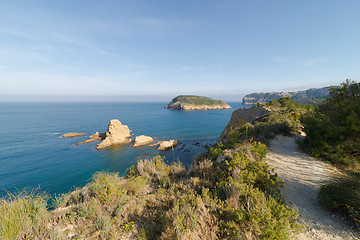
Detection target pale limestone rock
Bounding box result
[151,140,180,151]
[133,135,155,148]
[96,120,131,150]
[62,132,86,138]
[221,105,271,138]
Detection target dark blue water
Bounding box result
[0,102,244,196]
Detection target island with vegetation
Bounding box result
[165,95,231,110]
[242,86,330,105]
[1,80,359,239]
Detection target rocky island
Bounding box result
[165,95,231,110]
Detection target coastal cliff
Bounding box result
[165,95,231,110]
[221,105,271,138]
[242,87,329,105]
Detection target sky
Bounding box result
[1,0,360,101]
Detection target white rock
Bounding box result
[96,120,131,150]
[133,135,155,148]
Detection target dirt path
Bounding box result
[266,135,359,240]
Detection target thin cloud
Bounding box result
[186,74,225,79]
[51,32,111,56]
[272,56,288,62]
[303,58,327,67]
[133,17,171,30]
[179,66,194,71]
[0,65,6,70]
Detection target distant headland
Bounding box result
[242,87,330,105]
[165,95,231,110]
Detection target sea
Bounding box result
[0,102,244,197]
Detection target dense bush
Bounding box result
[300,80,360,229]
[300,79,360,169]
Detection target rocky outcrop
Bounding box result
[62,132,86,138]
[242,87,330,105]
[150,140,181,151]
[133,135,155,148]
[165,95,231,110]
[75,132,105,146]
[221,105,271,138]
[96,120,131,150]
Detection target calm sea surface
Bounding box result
[0,102,244,197]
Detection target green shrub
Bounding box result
[88,172,121,204]
[319,175,360,230]
[125,176,148,194]
[300,80,360,170]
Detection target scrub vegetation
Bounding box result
[0,150,300,239]
[171,95,227,106]
[299,80,360,229]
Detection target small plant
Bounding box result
[0,190,48,239]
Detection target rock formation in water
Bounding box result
[96,120,132,150]
[133,135,155,148]
[221,105,271,138]
[75,132,106,146]
[165,95,231,110]
[242,87,330,105]
[150,140,181,151]
[62,132,86,138]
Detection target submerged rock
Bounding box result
[75,132,105,146]
[96,120,131,150]
[136,153,152,159]
[62,132,86,138]
[133,135,155,148]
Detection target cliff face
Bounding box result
[165,95,231,110]
[242,87,329,105]
[221,105,271,138]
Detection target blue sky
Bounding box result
[1,0,359,101]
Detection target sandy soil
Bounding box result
[266,135,359,240]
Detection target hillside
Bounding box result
[2,90,357,239]
[165,95,231,110]
[242,87,330,105]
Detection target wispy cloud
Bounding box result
[0,65,6,70]
[303,58,327,67]
[133,17,171,30]
[179,66,194,71]
[186,74,225,79]
[51,32,111,56]
[272,56,288,62]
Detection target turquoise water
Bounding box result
[0,102,244,196]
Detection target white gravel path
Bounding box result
[266,135,359,240]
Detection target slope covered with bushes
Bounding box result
[0,98,307,239]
